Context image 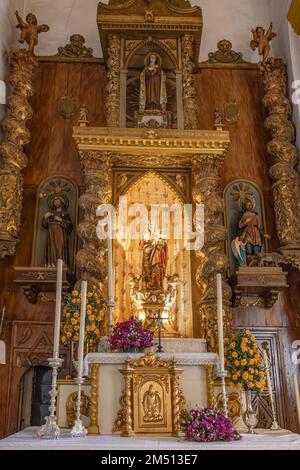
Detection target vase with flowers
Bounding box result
[61,286,106,354]
[224,329,266,433]
[109,317,154,352]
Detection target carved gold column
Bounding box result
[182,34,197,130]
[262,59,300,269]
[192,154,232,352]
[121,365,134,437]
[106,34,121,128]
[76,151,113,289]
[0,49,38,259]
[88,363,100,435]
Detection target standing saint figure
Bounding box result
[42,196,73,267]
[15,11,50,57]
[140,236,167,290]
[236,195,269,265]
[139,53,167,112]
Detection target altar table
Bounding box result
[1,427,300,450]
[84,350,218,435]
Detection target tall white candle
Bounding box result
[217,273,225,371]
[293,372,300,427]
[78,280,87,376]
[108,232,113,301]
[53,259,63,358]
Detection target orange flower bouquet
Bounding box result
[61,286,106,348]
[224,329,266,393]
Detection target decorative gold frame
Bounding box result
[114,352,185,437]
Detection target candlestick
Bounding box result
[262,348,281,430]
[37,259,64,439]
[216,274,228,417]
[53,259,63,358]
[217,273,224,371]
[77,281,87,376]
[107,229,114,331]
[71,280,88,438]
[293,372,300,428]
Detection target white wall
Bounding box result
[0,0,299,146]
[22,0,273,61]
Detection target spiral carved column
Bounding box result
[262,59,300,270]
[76,151,113,291]
[0,49,38,259]
[182,34,197,130]
[192,154,232,353]
[106,34,121,128]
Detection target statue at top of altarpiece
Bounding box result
[137,53,170,128]
[139,53,167,113]
[41,194,73,268]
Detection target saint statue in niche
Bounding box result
[232,195,269,266]
[142,384,163,423]
[41,194,73,267]
[140,228,167,290]
[139,53,167,112]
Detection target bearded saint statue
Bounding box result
[139,53,167,112]
[41,195,73,267]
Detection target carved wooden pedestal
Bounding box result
[14,267,75,304]
[231,267,288,308]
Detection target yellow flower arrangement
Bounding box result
[61,285,106,347]
[224,329,266,394]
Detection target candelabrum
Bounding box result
[71,374,88,438]
[218,367,228,418]
[37,356,64,439]
[262,346,281,431]
[107,298,115,333]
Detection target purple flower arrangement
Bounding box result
[109,317,154,351]
[181,407,241,442]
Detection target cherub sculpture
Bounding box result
[15,11,50,57]
[250,22,276,68]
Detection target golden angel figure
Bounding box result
[250,22,276,67]
[15,11,50,57]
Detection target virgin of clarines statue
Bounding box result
[42,195,73,267]
[139,53,167,112]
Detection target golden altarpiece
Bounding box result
[69,0,233,435]
[1,0,299,437]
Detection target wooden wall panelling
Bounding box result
[4,321,70,437]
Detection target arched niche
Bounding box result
[32,176,78,271]
[224,180,268,275]
[121,39,182,129]
[113,171,193,338]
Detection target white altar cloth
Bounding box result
[1,427,300,450]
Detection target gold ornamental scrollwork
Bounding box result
[192,154,232,352]
[0,49,38,259]
[76,151,113,292]
[106,34,121,127]
[182,34,197,130]
[262,59,300,270]
[114,353,186,436]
